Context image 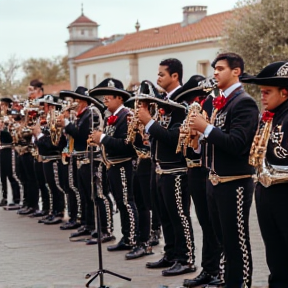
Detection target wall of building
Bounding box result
[75,57,131,89]
[138,42,220,85]
[73,41,220,89]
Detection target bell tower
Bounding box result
[66,4,102,88]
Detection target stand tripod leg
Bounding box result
[103,269,131,281]
[85,271,99,287]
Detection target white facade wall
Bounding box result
[138,45,220,85]
[73,42,220,89]
[75,58,131,89]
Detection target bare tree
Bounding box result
[0,55,26,97]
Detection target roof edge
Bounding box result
[73,36,222,64]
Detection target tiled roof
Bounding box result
[68,14,97,27]
[75,10,232,61]
[43,82,71,95]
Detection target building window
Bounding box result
[81,29,85,35]
[104,73,111,78]
[85,75,89,87]
[197,60,210,77]
[93,74,97,86]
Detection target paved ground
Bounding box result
[0,198,269,288]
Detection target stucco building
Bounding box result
[66,6,232,90]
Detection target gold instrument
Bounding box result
[176,101,202,156]
[249,113,288,187]
[49,109,62,146]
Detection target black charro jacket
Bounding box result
[205,87,259,176]
[64,107,93,152]
[101,107,136,160]
[149,107,187,169]
[266,100,288,166]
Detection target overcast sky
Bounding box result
[0,0,239,63]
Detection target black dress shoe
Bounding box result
[0,198,7,207]
[43,214,62,225]
[203,278,225,288]
[125,243,153,260]
[183,270,214,287]
[30,210,49,218]
[60,221,81,230]
[70,228,91,238]
[107,238,132,251]
[146,256,175,269]
[38,214,51,223]
[86,233,116,245]
[162,262,196,276]
[18,207,35,215]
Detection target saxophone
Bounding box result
[176,101,202,156]
[249,113,288,187]
[49,109,62,146]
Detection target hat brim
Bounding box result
[173,87,209,103]
[241,76,288,87]
[125,94,185,110]
[89,87,131,101]
[59,90,105,110]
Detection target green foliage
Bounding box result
[21,55,69,85]
[0,55,69,98]
[221,0,288,106]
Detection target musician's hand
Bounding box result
[138,105,152,125]
[90,130,102,145]
[190,114,208,133]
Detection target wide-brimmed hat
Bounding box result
[241,61,288,86]
[172,75,214,103]
[0,97,13,106]
[89,78,131,101]
[125,80,185,110]
[38,95,62,108]
[59,86,104,110]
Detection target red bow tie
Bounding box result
[107,115,118,125]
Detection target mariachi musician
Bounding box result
[90,78,146,257]
[172,75,222,287]
[18,79,45,215]
[0,97,21,207]
[58,86,115,243]
[241,61,288,288]
[136,83,196,276]
[190,53,259,288]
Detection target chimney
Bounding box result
[181,5,207,27]
[135,20,140,32]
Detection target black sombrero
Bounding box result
[0,97,13,106]
[241,61,288,86]
[59,86,104,110]
[89,78,131,101]
[125,80,185,110]
[172,75,215,103]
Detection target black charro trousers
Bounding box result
[206,177,253,288]
[107,160,139,246]
[156,172,195,265]
[255,183,288,288]
[188,167,221,276]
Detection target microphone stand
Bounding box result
[85,105,131,288]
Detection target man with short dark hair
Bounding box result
[157,58,183,100]
[190,53,259,288]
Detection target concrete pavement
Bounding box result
[0,201,269,288]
